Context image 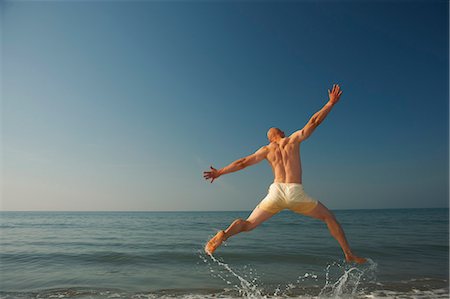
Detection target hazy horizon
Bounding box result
[1,207,448,213]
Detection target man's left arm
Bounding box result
[291,84,342,143]
[203,146,268,183]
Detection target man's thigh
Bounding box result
[300,201,334,221]
[245,206,276,229]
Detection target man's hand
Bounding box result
[328,84,343,105]
[203,166,221,183]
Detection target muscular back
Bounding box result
[266,137,302,183]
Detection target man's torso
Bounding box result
[266,137,302,184]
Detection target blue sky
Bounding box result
[1,0,448,211]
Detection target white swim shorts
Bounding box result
[257,183,319,214]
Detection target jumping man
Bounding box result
[203,84,367,264]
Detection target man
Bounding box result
[203,84,367,264]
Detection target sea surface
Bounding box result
[0,209,448,298]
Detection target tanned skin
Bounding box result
[204,84,367,264]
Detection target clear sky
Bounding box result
[1,0,448,211]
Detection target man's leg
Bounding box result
[205,206,274,255]
[301,201,367,264]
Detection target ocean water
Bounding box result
[0,209,448,298]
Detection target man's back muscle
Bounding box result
[266,137,302,184]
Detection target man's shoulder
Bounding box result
[259,144,271,152]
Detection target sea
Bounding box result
[0,209,448,299]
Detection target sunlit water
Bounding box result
[0,209,448,298]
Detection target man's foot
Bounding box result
[345,254,367,264]
[205,230,226,255]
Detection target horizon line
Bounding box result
[0,207,448,213]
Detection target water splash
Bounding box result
[199,251,263,298]
[200,246,378,298]
[319,258,378,298]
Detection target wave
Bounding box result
[0,250,364,266]
[1,285,448,299]
[0,251,198,265]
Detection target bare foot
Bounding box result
[205,230,226,255]
[346,255,367,264]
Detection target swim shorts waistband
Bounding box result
[271,182,303,186]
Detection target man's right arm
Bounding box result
[203,146,268,183]
[291,84,342,143]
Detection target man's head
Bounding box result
[267,127,285,142]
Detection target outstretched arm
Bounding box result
[203,146,268,183]
[291,84,343,143]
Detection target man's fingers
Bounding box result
[329,84,342,99]
[334,86,340,94]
